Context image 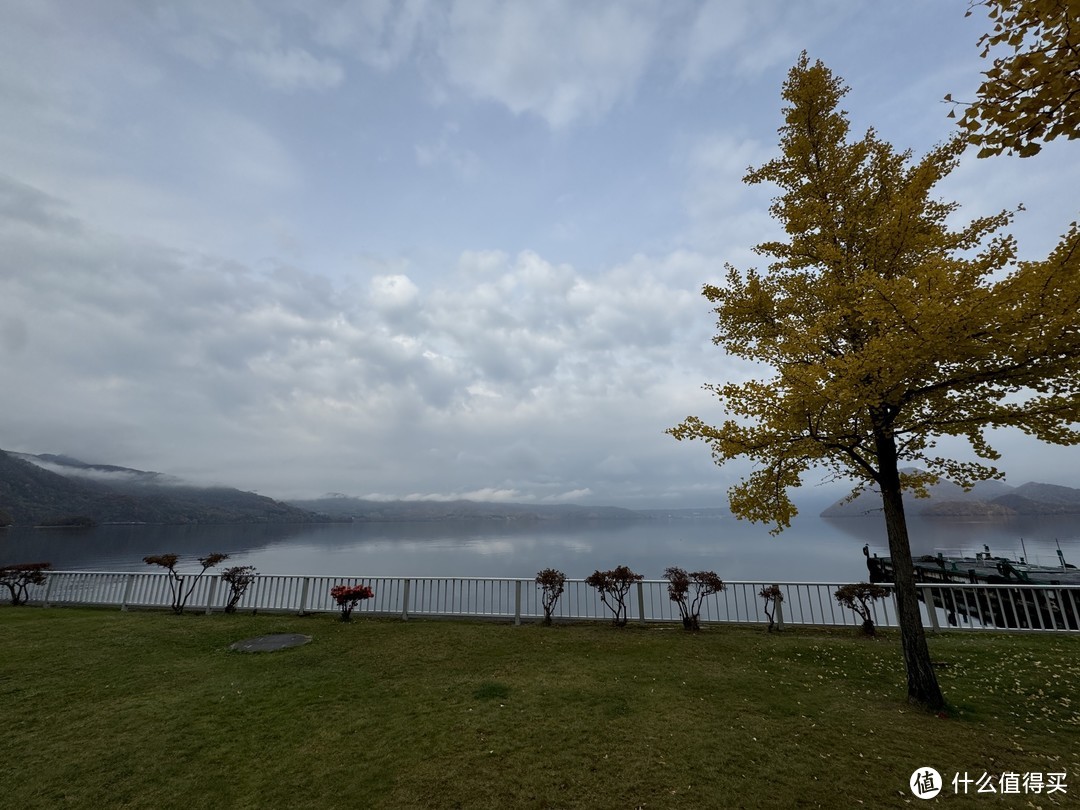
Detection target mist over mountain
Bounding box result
[821,476,1080,518]
[285,496,645,523]
[0,449,653,527]
[0,449,325,526]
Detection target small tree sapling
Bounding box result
[835,582,891,635]
[221,565,258,613]
[664,567,725,631]
[0,562,51,606]
[585,566,643,627]
[143,552,229,614]
[535,568,566,625]
[759,584,784,632]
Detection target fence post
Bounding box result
[205,576,219,615]
[120,573,135,611]
[921,586,940,631]
[298,577,310,616]
[637,581,646,625]
[514,580,522,626]
[402,579,411,621]
[42,573,55,609]
[774,584,784,631]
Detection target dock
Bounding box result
[865,544,1080,586]
[864,544,1080,629]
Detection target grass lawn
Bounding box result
[1,608,1077,808]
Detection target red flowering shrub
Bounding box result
[330,584,374,622]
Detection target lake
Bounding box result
[2,512,1078,583]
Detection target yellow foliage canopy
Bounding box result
[951,0,1080,156]
[671,54,1080,531]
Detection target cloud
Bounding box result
[678,0,848,82]
[679,134,780,255]
[414,132,480,180]
[369,273,421,311]
[0,175,728,502]
[305,0,429,70]
[234,46,344,92]
[434,0,658,128]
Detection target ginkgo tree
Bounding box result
[949,0,1080,156]
[670,53,1080,710]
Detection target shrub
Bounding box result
[221,565,258,613]
[834,582,891,635]
[0,508,13,528]
[143,552,228,614]
[585,566,642,627]
[535,568,566,625]
[0,562,51,606]
[759,584,784,632]
[664,567,725,631]
[330,584,374,622]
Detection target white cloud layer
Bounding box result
[0,0,1077,509]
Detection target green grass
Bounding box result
[1,608,1077,808]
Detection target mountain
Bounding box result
[0,449,327,526]
[821,475,1080,518]
[286,496,645,523]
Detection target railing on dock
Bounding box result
[16,571,1080,633]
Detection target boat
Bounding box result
[863,544,1080,630]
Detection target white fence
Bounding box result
[12,571,1080,633]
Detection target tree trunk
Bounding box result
[874,426,946,711]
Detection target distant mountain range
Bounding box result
[287,495,643,523]
[0,449,646,527]
[821,477,1080,518]
[0,449,325,527]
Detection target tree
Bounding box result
[948,0,1080,156]
[585,566,643,627]
[669,54,1080,710]
[535,568,567,625]
[663,567,725,630]
[143,552,229,614]
[221,565,258,613]
[758,585,784,633]
[0,562,51,605]
[834,583,891,635]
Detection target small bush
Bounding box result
[585,566,642,627]
[221,566,258,613]
[330,584,374,622]
[834,582,890,635]
[664,567,725,631]
[0,562,51,605]
[759,584,784,632]
[143,552,229,614]
[535,568,566,625]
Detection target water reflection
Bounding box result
[2,513,1077,583]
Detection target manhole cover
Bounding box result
[229,633,312,653]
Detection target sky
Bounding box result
[1,0,1078,510]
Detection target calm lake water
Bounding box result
[2,513,1078,583]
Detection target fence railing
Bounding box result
[13,571,1080,632]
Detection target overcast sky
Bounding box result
[2,0,1078,509]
